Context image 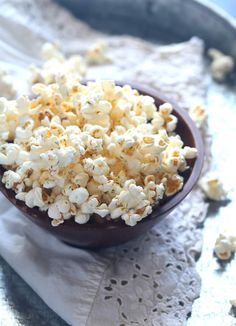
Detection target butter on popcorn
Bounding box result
[0,79,197,227]
[199,174,227,201]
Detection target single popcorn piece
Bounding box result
[183,146,198,159]
[25,187,45,208]
[214,233,236,261]
[214,234,234,260]
[86,40,111,64]
[0,79,197,227]
[69,188,89,205]
[41,42,64,61]
[75,213,90,224]
[189,104,207,128]
[0,67,16,99]
[199,174,228,201]
[208,48,234,82]
[2,170,21,189]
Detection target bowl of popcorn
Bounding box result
[0,79,203,248]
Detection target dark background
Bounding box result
[211,0,236,17]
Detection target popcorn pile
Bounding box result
[30,42,86,85]
[30,41,111,86]
[0,79,197,226]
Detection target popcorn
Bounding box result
[0,144,20,165]
[214,237,232,260]
[164,174,183,196]
[0,67,16,99]
[16,96,31,114]
[199,174,227,201]
[83,157,110,176]
[0,79,197,226]
[107,180,154,226]
[189,104,207,128]
[56,196,71,214]
[86,40,111,64]
[24,187,45,208]
[208,48,234,82]
[2,170,21,189]
[51,218,64,227]
[214,233,236,261]
[183,146,198,159]
[229,299,236,308]
[48,203,61,220]
[73,173,89,187]
[69,188,89,205]
[30,42,86,85]
[214,234,234,260]
[75,213,90,224]
[41,42,64,61]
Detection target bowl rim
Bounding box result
[0,81,204,230]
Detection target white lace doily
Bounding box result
[0,1,210,325]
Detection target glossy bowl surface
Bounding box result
[0,82,204,248]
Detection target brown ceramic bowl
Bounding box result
[0,82,204,249]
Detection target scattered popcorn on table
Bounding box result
[0,79,197,226]
[208,48,234,82]
[86,40,111,64]
[189,103,207,128]
[0,66,16,99]
[199,174,228,201]
[30,42,86,85]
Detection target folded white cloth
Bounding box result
[0,1,209,325]
[0,190,207,326]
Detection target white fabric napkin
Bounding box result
[0,1,209,325]
[0,190,207,326]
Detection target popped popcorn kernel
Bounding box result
[164,175,184,197]
[189,104,207,128]
[69,188,89,205]
[199,174,227,201]
[214,234,234,260]
[0,79,197,226]
[0,67,16,99]
[86,40,111,65]
[208,48,234,82]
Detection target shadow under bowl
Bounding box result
[0,82,204,249]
